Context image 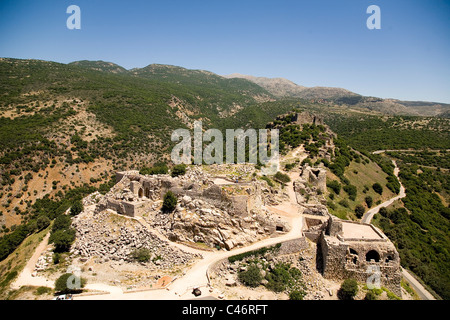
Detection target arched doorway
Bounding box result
[138,188,143,198]
[366,250,380,262]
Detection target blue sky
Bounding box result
[1,0,449,103]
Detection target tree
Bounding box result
[372,183,383,195]
[55,273,85,294]
[338,278,358,300]
[52,215,71,232]
[365,196,373,208]
[70,200,83,216]
[50,228,75,252]
[327,180,341,195]
[171,164,186,177]
[355,205,365,219]
[343,184,357,201]
[238,264,262,288]
[36,215,51,231]
[162,191,177,213]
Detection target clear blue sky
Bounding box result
[1,0,449,103]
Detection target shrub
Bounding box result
[70,200,83,216]
[327,180,341,195]
[338,199,350,208]
[52,215,72,232]
[260,176,274,187]
[274,172,291,184]
[354,205,365,218]
[343,184,357,201]
[130,248,151,263]
[50,228,76,252]
[284,163,296,171]
[53,252,61,264]
[338,278,358,300]
[372,183,383,195]
[162,191,177,213]
[365,289,379,300]
[34,286,52,296]
[265,263,293,292]
[365,196,373,208]
[238,264,262,288]
[54,273,85,294]
[289,290,306,300]
[171,164,186,177]
[228,243,281,263]
[36,215,51,231]
[140,163,168,175]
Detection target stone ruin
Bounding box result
[294,164,327,204]
[92,166,290,251]
[303,215,402,296]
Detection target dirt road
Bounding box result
[361,160,406,224]
[11,232,55,289]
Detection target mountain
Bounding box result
[223,73,359,100]
[68,60,128,74]
[224,73,450,116]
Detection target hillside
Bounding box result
[224,73,450,116]
[1,58,449,232]
[0,58,279,230]
[224,73,358,100]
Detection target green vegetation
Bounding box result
[338,278,358,300]
[129,248,151,263]
[171,164,187,177]
[365,196,373,208]
[354,204,365,219]
[0,185,95,261]
[238,261,305,298]
[70,200,83,216]
[362,285,401,300]
[34,286,53,296]
[54,273,85,294]
[273,171,291,184]
[139,162,169,175]
[372,182,383,195]
[327,180,341,195]
[259,176,274,187]
[238,264,262,288]
[387,150,450,169]
[371,151,450,300]
[162,191,177,213]
[227,243,281,263]
[326,114,450,152]
[273,118,329,156]
[265,262,304,294]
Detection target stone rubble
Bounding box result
[71,209,199,270]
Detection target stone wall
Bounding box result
[319,217,402,297]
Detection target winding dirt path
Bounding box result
[11,232,55,289]
[361,160,406,224]
[362,154,436,300]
